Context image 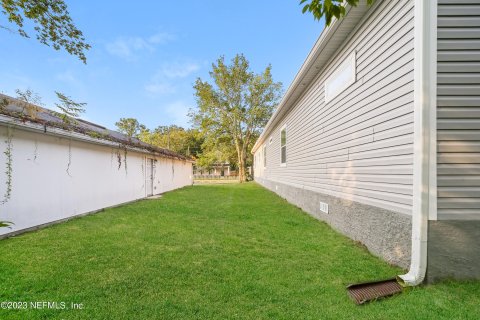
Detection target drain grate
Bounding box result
[347,278,403,305]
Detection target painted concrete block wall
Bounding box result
[436,0,480,220]
[255,0,415,216]
[0,126,193,236]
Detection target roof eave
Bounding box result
[252,2,372,153]
[0,114,195,162]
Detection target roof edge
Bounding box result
[252,2,373,153]
[0,110,194,163]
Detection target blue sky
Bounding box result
[0,1,324,130]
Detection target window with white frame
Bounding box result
[324,51,356,103]
[263,145,267,167]
[280,126,286,165]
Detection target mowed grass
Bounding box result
[0,183,479,319]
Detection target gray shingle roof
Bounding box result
[0,93,192,161]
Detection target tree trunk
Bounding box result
[238,150,247,183]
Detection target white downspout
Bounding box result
[398,0,437,286]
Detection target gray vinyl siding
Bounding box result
[255,0,414,215]
[437,0,480,220]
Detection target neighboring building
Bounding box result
[253,0,480,282]
[0,94,193,237]
[194,162,233,178]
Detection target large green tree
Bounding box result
[139,125,203,158]
[1,0,90,63]
[190,54,282,182]
[300,0,373,25]
[115,118,142,140]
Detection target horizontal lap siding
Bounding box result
[437,0,480,220]
[255,0,414,215]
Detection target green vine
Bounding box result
[1,127,13,205]
[116,147,122,170]
[66,139,72,177]
[86,130,109,140]
[33,140,39,163]
[124,146,128,175]
[0,221,13,228]
[110,147,114,167]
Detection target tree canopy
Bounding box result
[138,125,203,158]
[115,119,203,158]
[115,118,143,140]
[1,0,90,63]
[190,54,282,182]
[300,0,374,26]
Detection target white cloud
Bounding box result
[56,70,79,85]
[105,31,175,60]
[55,70,86,95]
[144,61,200,96]
[161,62,200,78]
[148,32,175,45]
[145,83,176,95]
[164,101,191,128]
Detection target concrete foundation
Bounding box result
[256,179,412,269]
[427,220,480,282]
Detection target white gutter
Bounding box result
[398,0,437,286]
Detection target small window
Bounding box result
[269,136,273,145]
[325,51,356,103]
[280,126,287,165]
[263,145,267,167]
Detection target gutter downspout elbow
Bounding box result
[398,0,437,287]
[397,216,428,286]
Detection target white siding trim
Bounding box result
[429,2,438,221]
[280,125,287,166]
[263,144,267,168]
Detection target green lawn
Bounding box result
[0,183,479,319]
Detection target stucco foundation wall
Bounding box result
[427,220,480,283]
[256,178,411,269]
[0,126,193,236]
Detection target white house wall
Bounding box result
[0,126,193,236]
[255,0,415,215]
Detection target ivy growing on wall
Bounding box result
[1,127,13,205]
[33,140,38,163]
[0,221,13,228]
[66,139,72,177]
[123,146,128,175]
[116,147,122,170]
